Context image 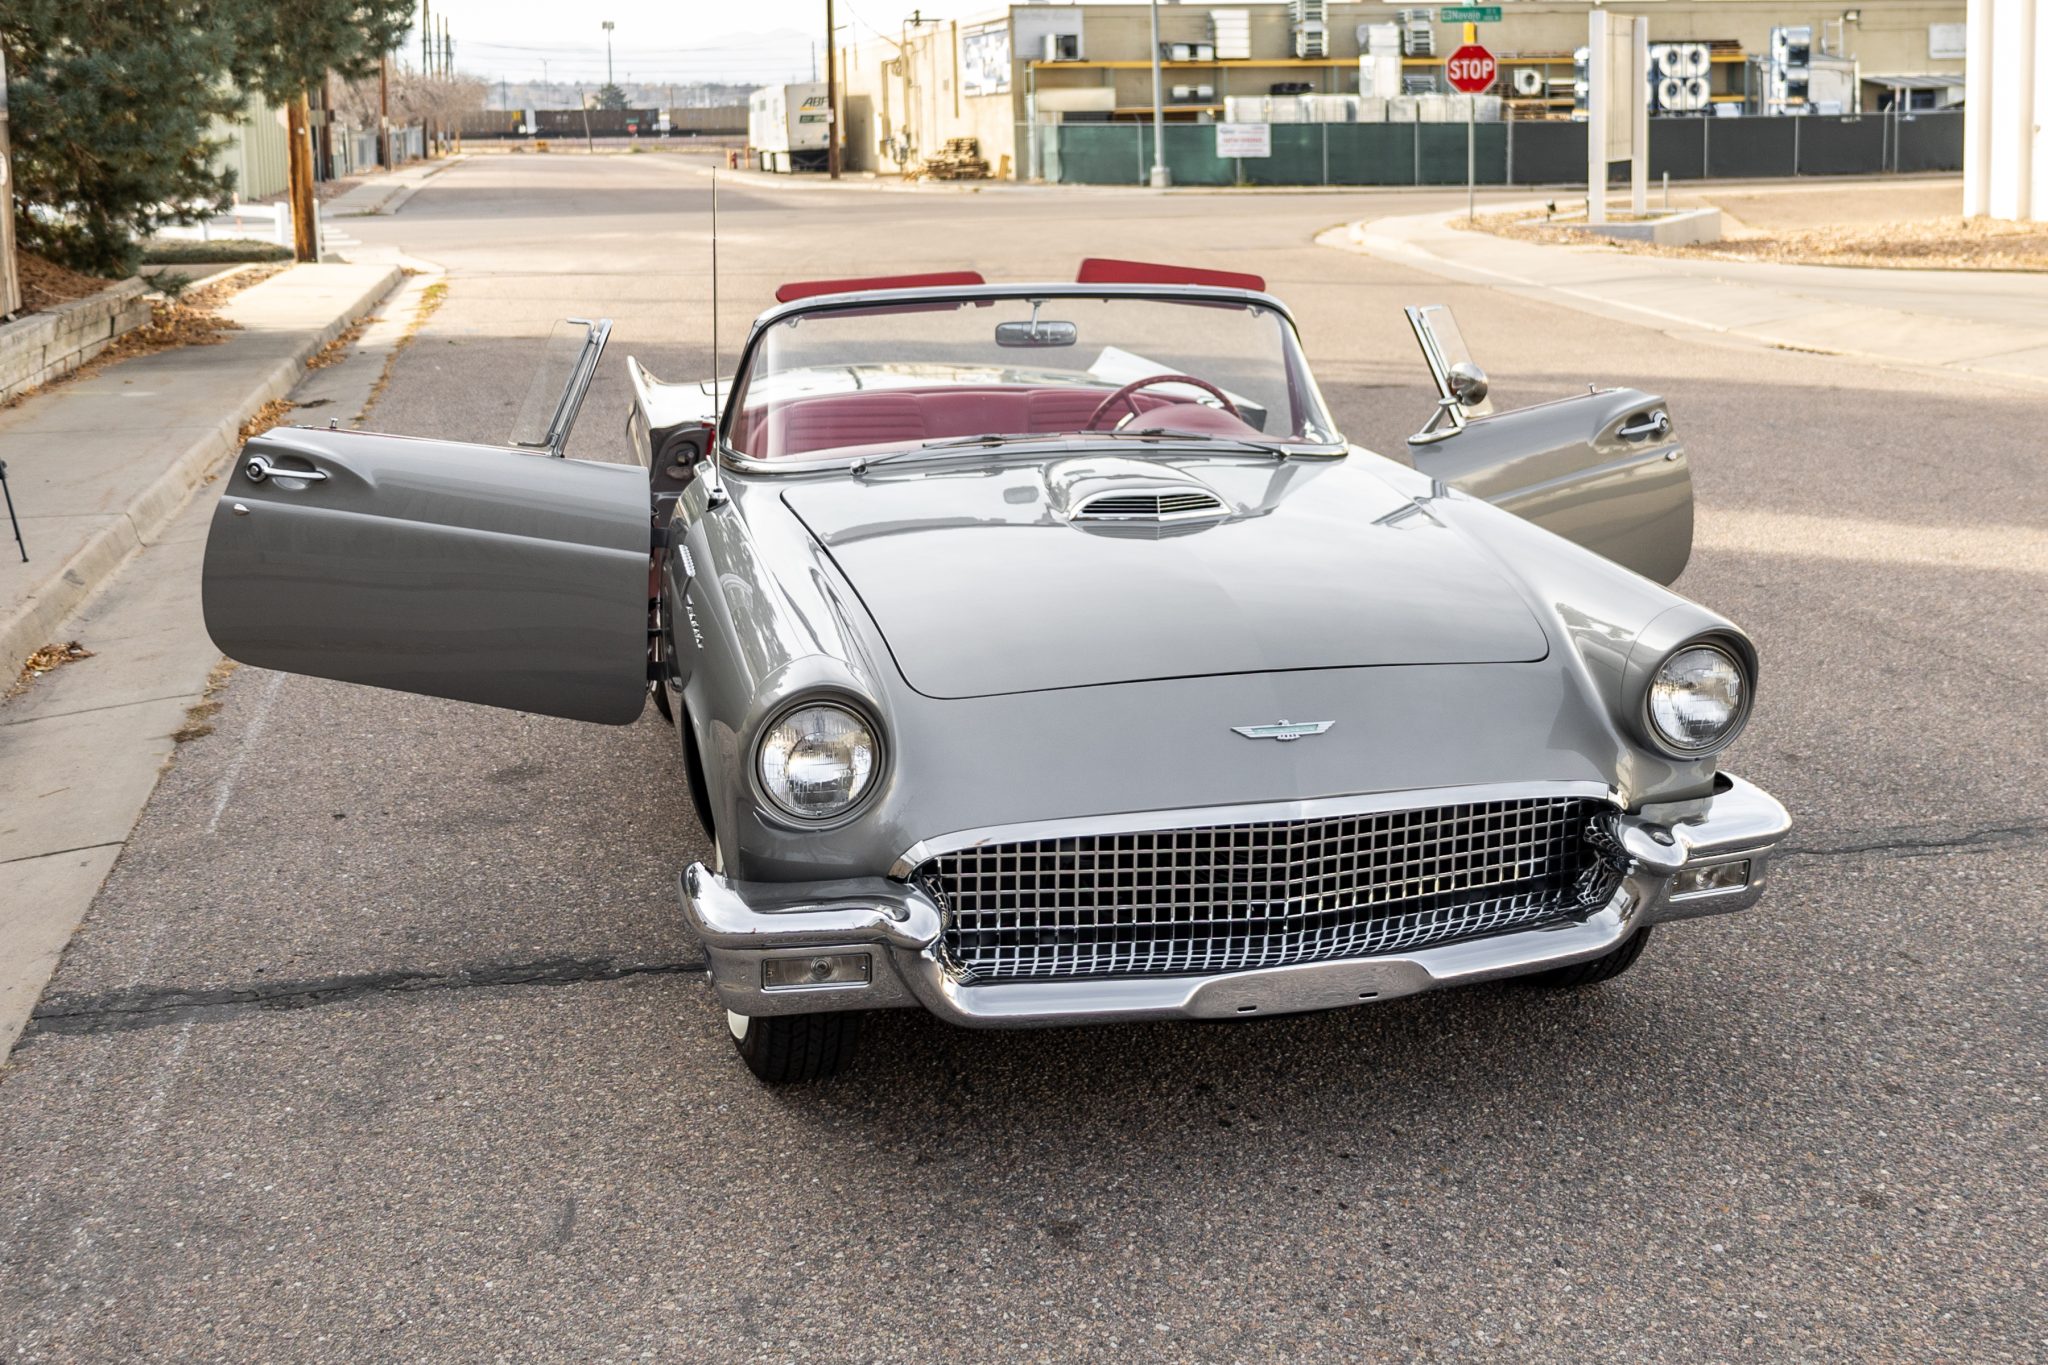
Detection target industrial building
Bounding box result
[830,0,1967,182]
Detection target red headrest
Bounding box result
[774,271,987,303]
[1076,257,1266,292]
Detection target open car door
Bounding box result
[1401,305,1693,585]
[201,320,651,725]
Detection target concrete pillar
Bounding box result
[1968,0,2048,220]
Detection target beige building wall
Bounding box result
[839,0,1966,179]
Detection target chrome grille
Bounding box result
[922,796,1619,984]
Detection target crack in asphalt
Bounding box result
[15,823,2037,1045]
[1779,821,2045,862]
[21,956,709,1040]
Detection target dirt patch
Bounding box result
[9,641,94,699]
[360,278,448,421]
[15,253,118,312]
[1457,208,2048,272]
[170,659,239,743]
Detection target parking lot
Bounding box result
[2,155,2042,1360]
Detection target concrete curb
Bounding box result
[1321,207,2048,392]
[0,266,403,673]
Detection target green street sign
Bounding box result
[1439,6,1503,21]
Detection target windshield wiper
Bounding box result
[850,434,1064,474]
[1108,429,1299,459]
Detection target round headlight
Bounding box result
[1647,643,1749,753]
[756,703,880,819]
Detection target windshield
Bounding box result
[725,293,1338,462]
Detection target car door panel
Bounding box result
[202,427,651,724]
[1409,387,1692,584]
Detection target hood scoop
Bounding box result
[1048,456,1232,526]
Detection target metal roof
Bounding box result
[1860,73,1967,90]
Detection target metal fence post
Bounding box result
[1322,122,1329,186]
[1506,115,1514,186]
[1702,115,1709,179]
[1413,119,1420,186]
[1792,112,1801,175]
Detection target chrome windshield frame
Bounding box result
[715,283,1340,475]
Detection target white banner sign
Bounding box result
[1215,123,1271,158]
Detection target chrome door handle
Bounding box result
[244,454,327,484]
[1618,411,1670,441]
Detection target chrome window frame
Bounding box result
[715,283,1348,475]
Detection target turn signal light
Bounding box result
[762,953,871,990]
[1672,860,1750,899]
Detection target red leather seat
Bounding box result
[756,393,927,458]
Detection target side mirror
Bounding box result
[1404,304,1493,446]
[1446,361,1489,408]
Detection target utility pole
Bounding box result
[826,0,841,178]
[421,0,431,74]
[1147,0,1170,188]
[379,52,391,167]
[603,21,616,90]
[287,92,319,262]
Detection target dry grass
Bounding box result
[359,279,448,421]
[9,641,94,699]
[170,659,238,744]
[1457,208,2048,272]
[237,398,298,442]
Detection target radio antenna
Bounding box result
[706,169,728,506]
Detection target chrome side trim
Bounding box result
[892,779,1616,867]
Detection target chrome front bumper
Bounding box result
[677,773,1791,1029]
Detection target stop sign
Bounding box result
[1445,44,1497,94]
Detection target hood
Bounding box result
[781,453,1549,699]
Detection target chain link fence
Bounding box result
[1036,110,1961,187]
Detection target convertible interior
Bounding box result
[734,384,1264,459]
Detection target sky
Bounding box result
[413,0,1005,86]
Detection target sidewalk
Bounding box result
[0,261,415,1053]
[1326,207,2048,389]
[323,154,466,219]
[0,264,401,672]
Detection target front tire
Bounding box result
[726,1008,861,1083]
[1525,927,1654,989]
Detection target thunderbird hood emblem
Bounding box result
[1232,720,1334,742]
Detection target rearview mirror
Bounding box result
[995,319,1077,348]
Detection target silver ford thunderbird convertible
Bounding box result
[203,260,1790,1082]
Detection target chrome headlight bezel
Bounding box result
[1642,639,1753,758]
[751,696,887,823]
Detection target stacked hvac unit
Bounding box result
[1650,43,1712,114]
[1767,25,1812,113]
[1289,1,1328,60]
[1357,22,1403,98]
[1573,42,1714,118]
[1210,9,1252,62]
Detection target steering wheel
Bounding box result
[1084,374,1241,431]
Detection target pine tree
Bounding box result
[1,2,244,276]
[2,0,416,277]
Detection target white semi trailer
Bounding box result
[748,82,831,173]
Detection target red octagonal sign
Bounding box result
[1445,44,1497,94]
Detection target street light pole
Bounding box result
[1147,0,1170,188]
[826,0,841,178]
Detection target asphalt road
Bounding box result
[2,154,2043,1362]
